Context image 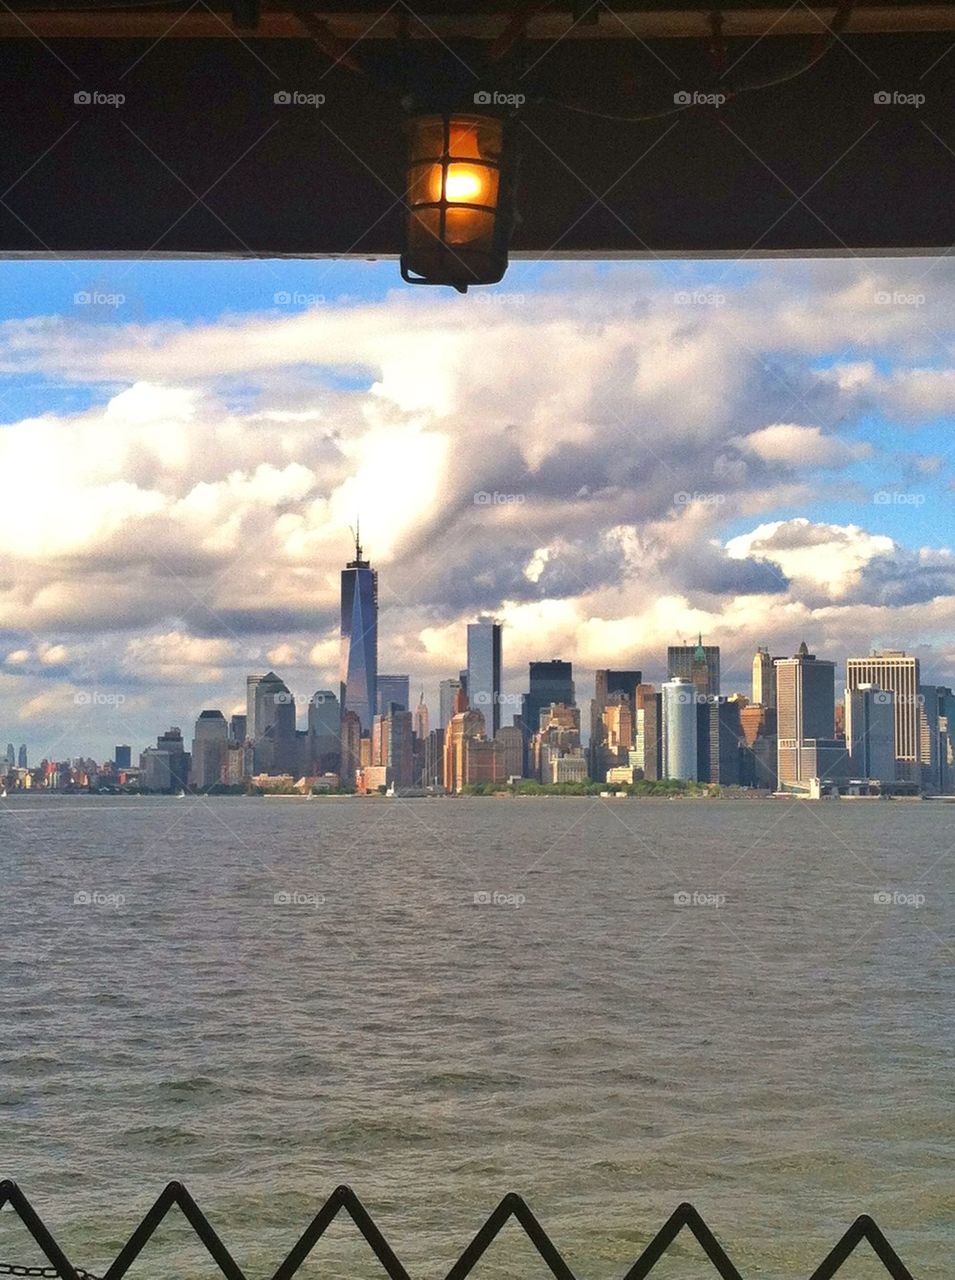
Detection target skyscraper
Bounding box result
[438,678,462,731]
[846,651,921,783]
[190,710,229,789]
[246,675,262,742]
[377,674,410,715]
[752,647,778,710]
[253,673,297,774]
[114,745,131,770]
[668,636,720,698]
[776,642,840,789]
[413,690,429,740]
[467,617,503,736]
[590,668,641,780]
[308,690,341,773]
[845,685,896,781]
[662,678,698,781]
[523,661,575,739]
[340,528,378,733]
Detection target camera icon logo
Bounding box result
[673,891,691,906]
[873,91,890,105]
[473,891,492,904]
[274,90,291,105]
[674,91,691,105]
[74,90,91,105]
[74,890,92,905]
[873,890,892,905]
[274,291,291,304]
[474,90,492,105]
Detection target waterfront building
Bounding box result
[696,696,743,785]
[495,724,524,780]
[846,651,921,783]
[340,529,378,732]
[634,684,662,781]
[190,709,229,788]
[845,685,896,781]
[377,674,410,715]
[17,744,27,769]
[424,727,445,788]
[230,714,247,744]
[253,673,297,774]
[937,687,955,794]
[776,643,842,789]
[919,686,942,793]
[307,690,341,774]
[550,751,588,784]
[140,747,172,793]
[444,697,487,793]
[155,728,190,790]
[739,703,777,789]
[531,702,582,782]
[662,678,697,781]
[467,617,503,736]
[668,636,720,698]
[340,710,362,787]
[114,744,131,770]
[246,675,262,742]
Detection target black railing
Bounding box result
[0,1180,916,1280]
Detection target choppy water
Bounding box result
[0,796,951,1279]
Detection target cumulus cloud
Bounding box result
[0,258,952,754]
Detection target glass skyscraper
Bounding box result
[340,533,378,733]
[466,617,502,736]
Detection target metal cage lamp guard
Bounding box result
[401,112,516,292]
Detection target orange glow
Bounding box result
[445,165,486,202]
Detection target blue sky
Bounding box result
[0,256,952,760]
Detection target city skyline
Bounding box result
[0,257,953,760]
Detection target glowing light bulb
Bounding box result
[445,165,485,202]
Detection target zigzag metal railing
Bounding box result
[0,1180,916,1280]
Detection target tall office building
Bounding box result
[776,643,840,789]
[752,647,779,710]
[439,678,462,731]
[230,714,247,744]
[467,617,503,736]
[937,687,955,794]
[155,728,190,790]
[634,683,662,781]
[114,745,131,770]
[246,675,262,741]
[846,651,921,783]
[413,691,429,739]
[190,710,229,789]
[845,685,896,781]
[668,636,720,698]
[590,668,641,779]
[308,690,341,773]
[377,674,410,715]
[919,686,942,793]
[523,661,575,738]
[340,529,378,732]
[662,678,698,781]
[697,696,742,785]
[253,673,297,774]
